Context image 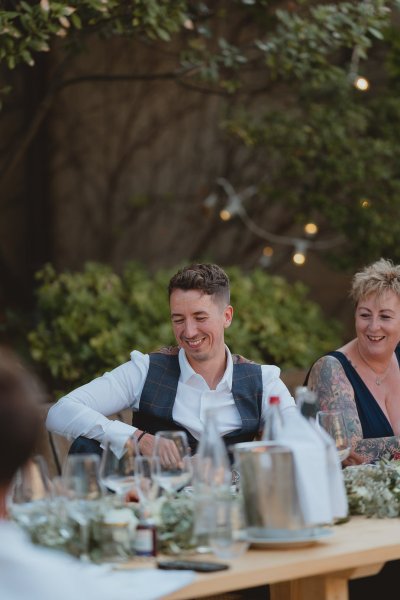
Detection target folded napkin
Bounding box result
[310,420,349,520]
[276,411,348,526]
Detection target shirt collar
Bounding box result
[178,345,233,390]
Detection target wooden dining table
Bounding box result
[159,516,400,600]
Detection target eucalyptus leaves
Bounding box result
[155,494,196,555]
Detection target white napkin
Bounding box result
[310,419,349,520]
[276,410,348,526]
[82,564,195,600]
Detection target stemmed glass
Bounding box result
[316,410,351,462]
[8,455,52,529]
[152,431,193,497]
[134,455,159,516]
[62,453,102,560]
[99,437,138,500]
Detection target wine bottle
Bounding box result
[261,395,284,441]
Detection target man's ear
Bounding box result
[224,305,233,328]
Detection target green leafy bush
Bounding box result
[28,262,342,397]
[226,267,342,369]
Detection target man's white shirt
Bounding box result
[46,346,295,457]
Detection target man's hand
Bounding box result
[154,437,185,467]
[135,430,187,467]
[135,431,155,457]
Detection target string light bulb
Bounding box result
[292,241,308,266]
[219,190,243,221]
[360,198,370,208]
[259,246,274,267]
[183,18,194,30]
[304,222,318,236]
[220,208,232,221]
[354,76,370,91]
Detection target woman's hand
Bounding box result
[342,450,365,467]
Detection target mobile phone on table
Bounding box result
[157,559,229,572]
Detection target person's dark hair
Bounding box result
[0,347,43,486]
[168,263,230,304]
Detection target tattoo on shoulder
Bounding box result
[308,356,363,451]
[308,356,350,410]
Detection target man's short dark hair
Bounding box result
[168,263,230,304]
[0,347,42,486]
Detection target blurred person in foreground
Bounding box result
[306,258,400,465]
[46,263,295,461]
[0,347,192,600]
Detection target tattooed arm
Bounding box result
[308,355,400,463]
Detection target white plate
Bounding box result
[246,527,333,549]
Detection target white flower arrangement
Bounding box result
[343,460,400,518]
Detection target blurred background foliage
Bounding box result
[2,1,400,275]
[27,262,341,397]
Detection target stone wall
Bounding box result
[0,35,354,333]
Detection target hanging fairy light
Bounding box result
[304,222,318,236]
[219,193,242,221]
[354,76,370,91]
[210,178,342,268]
[263,246,274,257]
[360,198,370,208]
[183,18,195,30]
[217,178,252,221]
[259,245,274,267]
[292,241,308,266]
[348,29,371,93]
[220,208,232,221]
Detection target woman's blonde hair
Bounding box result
[350,258,400,304]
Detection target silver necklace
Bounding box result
[356,343,392,386]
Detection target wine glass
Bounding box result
[152,431,193,496]
[8,455,52,530]
[99,437,138,500]
[62,453,102,560]
[134,455,159,516]
[316,410,351,462]
[135,455,159,503]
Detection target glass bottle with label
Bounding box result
[135,517,157,557]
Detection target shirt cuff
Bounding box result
[102,420,137,458]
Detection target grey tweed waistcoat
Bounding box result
[132,347,263,453]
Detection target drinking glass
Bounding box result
[316,410,351,462]
[208,492,249,559]
[99,437,138,499]
[134,455,159,514]
[62,453,102,560]
[8,455,51,529]
[153,431,193,496]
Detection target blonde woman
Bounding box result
[307,258,400,464]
